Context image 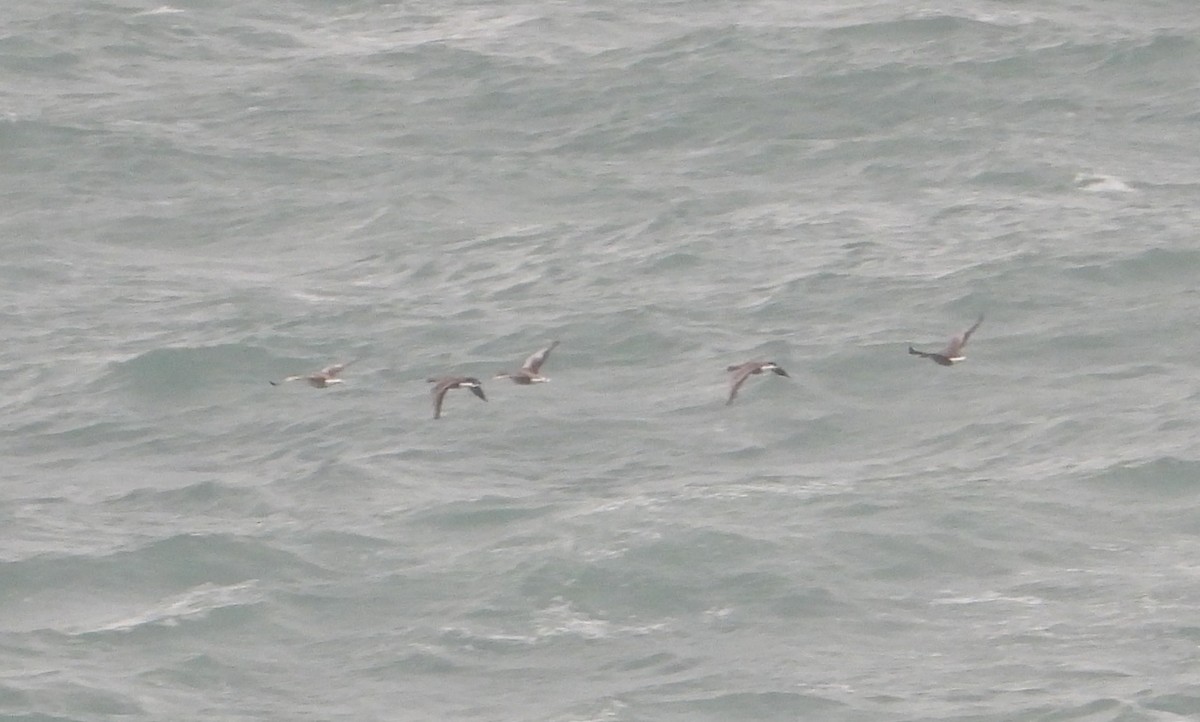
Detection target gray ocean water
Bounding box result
[3,1,1200,720]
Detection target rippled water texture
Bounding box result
[2,1,1199,720]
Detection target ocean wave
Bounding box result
[645,690,847,719]
[4,0,1199,718]
[71,580,263,636]
[109,344,280,393]
[1074,172,1134,193]
[1081,456,1200,496]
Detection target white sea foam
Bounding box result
[132,6,185,16]
[72,582,262,635]
[1075,172,1135,193]
[4,0,1199,719]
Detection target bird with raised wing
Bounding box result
[495,340,560,385]
[270,361,353,388]
[909,316,984,366]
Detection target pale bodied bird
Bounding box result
[494,341,559,385]
[270,362,353,388]
[909,316,984,366]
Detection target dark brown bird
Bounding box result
[495,341,559,384]
[270,362,352,388]
[725,361,790,405]
[427,376,487,419]
[909,316,984,366]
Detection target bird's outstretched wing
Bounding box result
[321,361,353,378]
[940,316,983,357]
[726,363,756,406]
[431,380,451,419]
[521,341,559,374]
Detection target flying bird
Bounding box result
[427,376,487,419]
[495,341,559,384]
[725,361,790,405]
[270,362,352,388]
[909,316,984,366]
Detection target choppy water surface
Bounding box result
[2,1,1199,720]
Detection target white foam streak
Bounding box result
[75,581,262,634]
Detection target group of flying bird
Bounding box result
[269,316,984,419]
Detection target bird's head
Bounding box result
[764,362,789,377]
[463,379,487,401]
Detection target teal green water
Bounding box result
[2,2,1199,720]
